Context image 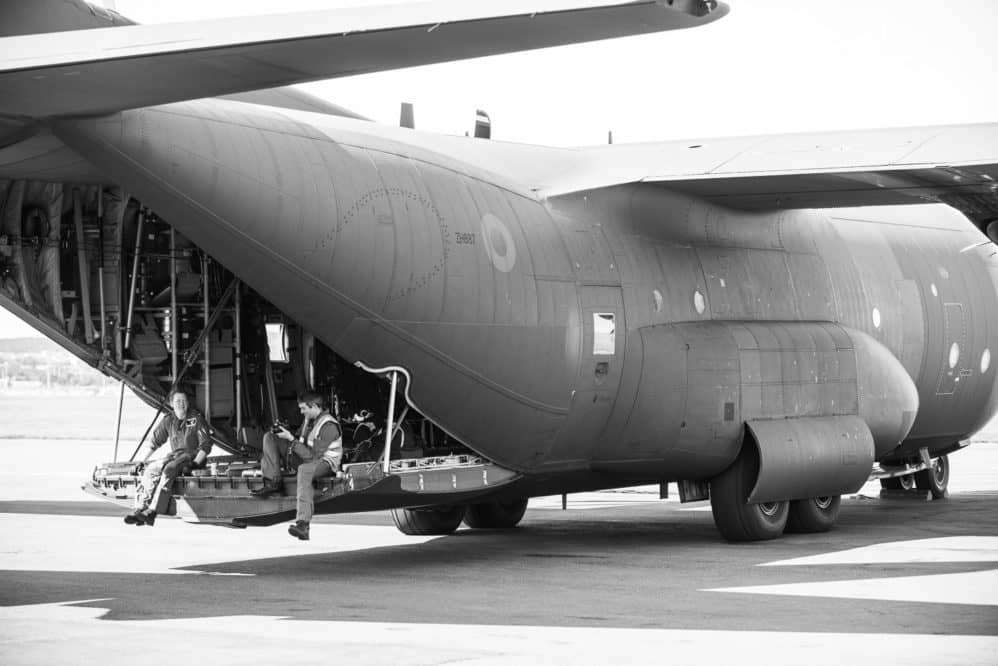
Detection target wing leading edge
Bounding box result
[534,123,998,228]
[0,0,726,119]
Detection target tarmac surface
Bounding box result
[1,440,997,665]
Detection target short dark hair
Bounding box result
[297,390,326,409]
[168,387,190,401]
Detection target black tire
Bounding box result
[463,498,529,529]
[785,496,841,533]
[710,444,789,542]
[880,474,915,490]
[391,505,465,536]
[914,454,949,499]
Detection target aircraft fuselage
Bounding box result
[52,99,998,492]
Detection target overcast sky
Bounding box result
[2,0,996,337]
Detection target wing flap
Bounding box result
[0,0,726,118]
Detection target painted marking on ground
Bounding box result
[707,569,998,606]
[761,537,998,567]
[2,599,996,666]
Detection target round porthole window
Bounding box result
[872,307,881,329]
[949,342,960,369]
[982,349,991,373]
[930,283,938,298]
[653,289,664,313]
[693,290,706,315]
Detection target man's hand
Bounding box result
[192,451,208,469]
[275,426,294,442]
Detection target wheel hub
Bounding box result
[814,496,834,510]
[758,502,780,516]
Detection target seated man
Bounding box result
[251,390,342,541]
[125,388,210,526]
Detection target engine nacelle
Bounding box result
[596,321,919,485]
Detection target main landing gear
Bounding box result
[880,474,915,491]
[709,445,843,542]
[709,445,788,541]
[879,454,950,499]
[711,445,954,541]
[390,498,529,536]
[915,454,950,499]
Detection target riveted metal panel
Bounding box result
[937,302,966,396]
[372,153,449,322]
[746,416,875,503]
[546,286,625,465]
[654,243,709,322]
[697,247,799,320]
[896,279,926,382]
[550,196,620,284]
[677,322,741,454]
[596,325,686,464]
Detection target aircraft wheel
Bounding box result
[914,454,949,499]
[785,495,841,533]
[463,498,528,529]
[391,505,465,536]
[880,474,915,490]
[710,444,789,542]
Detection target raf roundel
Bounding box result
[481,213,517,273]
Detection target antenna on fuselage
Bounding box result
[608,130,613,144]
[399,102,415,129]
[474,109,491,139]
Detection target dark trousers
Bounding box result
[260,433,334,521]
[136,450,190,514]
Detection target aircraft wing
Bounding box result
[0,0,725,119]
[535,123,998,226]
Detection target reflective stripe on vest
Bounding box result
[307,412,343,468]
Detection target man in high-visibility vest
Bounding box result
[251,390,342,541]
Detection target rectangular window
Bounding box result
[265,322,289,363]
[593,313,615,355]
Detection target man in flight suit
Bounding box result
[124,388,211,526]
[251,390,342,541]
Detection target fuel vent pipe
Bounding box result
[382,371,399,474]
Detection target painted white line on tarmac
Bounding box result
[761,537,998,566]
[708,569,998,606]
[0,514,434,575]
[1,599,996,666]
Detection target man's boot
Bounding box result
[123,510,145,525]
[288,520,309,541]
[139,509,157,526]
[250,478,284,498]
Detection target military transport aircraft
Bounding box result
[2,0,997,541]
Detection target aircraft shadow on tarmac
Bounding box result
[4,500,998,657]
[3,495,997,635]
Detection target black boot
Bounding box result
[250,478,284,498]
[124,510,145,525]
[288,520,309,541]
[140,509,157,526]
